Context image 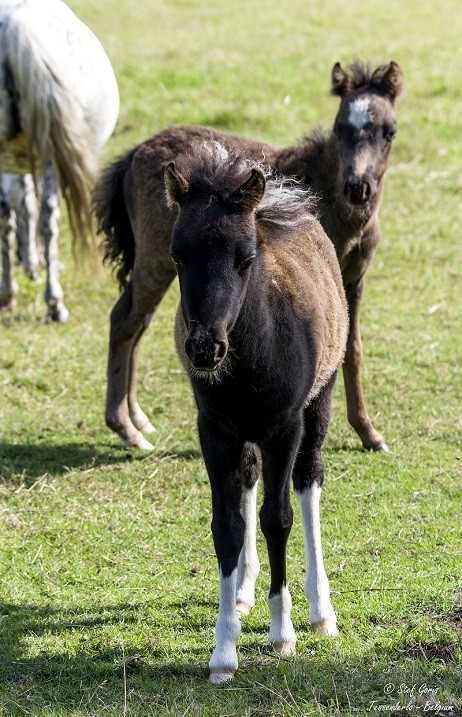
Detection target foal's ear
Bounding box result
[231,168,266,209]
[164,162,189,207]
[374,61,404,101]
[331,62,353,97]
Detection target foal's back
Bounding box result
[259,218,348,403]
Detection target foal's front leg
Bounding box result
[343,279,388,451]
[198,414,245,683]
[260,418,303,655]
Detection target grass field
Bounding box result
[1,0,461,715]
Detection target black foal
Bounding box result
[165,141,348,682]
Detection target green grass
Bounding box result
[1,0,461,715]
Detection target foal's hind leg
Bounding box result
[0,187,18,310]
[127,339,155,434]
[106,267,175,449]
[293,375,338,636]
[343,279,388,451]
[40,162,68,323]
[236,443,261,615]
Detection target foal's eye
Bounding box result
[384,126,397,142]
[237,255,255,275]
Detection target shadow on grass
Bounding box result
[0,440,202,485]
[0,600,460,716]
[0,442,131,486]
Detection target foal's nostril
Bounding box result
[214,340,227,362]
[362,181,372,200]
[185,337,196,361]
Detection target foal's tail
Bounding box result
[93,150,137,290]
[5,9,100,261]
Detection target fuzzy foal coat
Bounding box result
[163,146,348,681]
[94,60,402,452]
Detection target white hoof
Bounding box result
[366,442,389,453]
[140,421,156,435]
[271,639,296,656]
[312,619,339,636]
[209,668,235,684]
[46,301,69,323]
[122,434,154,451]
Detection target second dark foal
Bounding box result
[94,59,403,451]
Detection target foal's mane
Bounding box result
[180,141,317,230]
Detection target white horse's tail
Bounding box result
[5,10,99,261]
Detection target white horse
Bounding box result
[0,0,119,321]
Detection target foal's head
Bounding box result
[331,60,403,208]
[165,143,266,375]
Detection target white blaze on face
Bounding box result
[348,97,373,130]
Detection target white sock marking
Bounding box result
[236,481,260,612]
[268,585,296,650]
[296,484,337,626]
[129,403,155,433]
[209,568,241,680]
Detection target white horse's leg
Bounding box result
[40,162,68,323]
[209,568,241,684]
[236,479,260,615]
[0,185,18,310]
[295,483,338,635]
[17,174,40,281]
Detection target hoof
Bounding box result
[140,420,156,435]
[46,304,69,323]
[271,639,296,656]
[312,619,339,636]
[364,442,389,453]
[236,600,253,616]
[0,297,17,311]
[209,668,235,684]
[122,433,154,451]
[25,268,40,282]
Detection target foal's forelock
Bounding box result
[182,141,318,231]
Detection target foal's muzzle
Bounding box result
[343,175,375,206]
[185,333,228,372]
